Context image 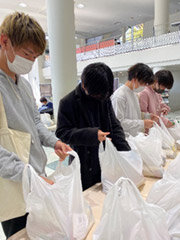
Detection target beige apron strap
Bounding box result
[0,93,8,129]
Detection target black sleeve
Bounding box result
[56,97,99,146]
[108,100,131,151]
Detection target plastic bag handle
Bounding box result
[22,164,38,202]
[114,177,145,205]
[159,118,175,143]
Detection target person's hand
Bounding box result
[150,113,159,123]
[40,176,54,185]
[166,120,174,128]
[161,109,168,115]
[98,130,110,142]
[144,119,154,129]
[54,140,72,161]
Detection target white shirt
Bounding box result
[111,85,144,137]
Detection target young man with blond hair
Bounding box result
[0,12,71,237]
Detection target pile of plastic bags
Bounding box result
[93,177,170,240]
[147,154,180,240]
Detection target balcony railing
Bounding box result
[76,31,180,62]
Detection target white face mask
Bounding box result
[6,43,34,75]
[132,80,145,93]
[6,53,34,75]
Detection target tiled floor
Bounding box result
[0,146,65,239]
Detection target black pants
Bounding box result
[1,213,28,239]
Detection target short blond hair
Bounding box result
[0,12,46,55]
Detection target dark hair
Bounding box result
[128,63,154,85]
[40,97,47,103]
[155,70,174,89]
[81,62,114,99]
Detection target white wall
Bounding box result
[168,69,180,112]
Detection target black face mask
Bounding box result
[83,88,108,101]
[154,88,164,94]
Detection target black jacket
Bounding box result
[56,84,130,190]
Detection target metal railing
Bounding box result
[76,30,180,62]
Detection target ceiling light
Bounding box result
[77,3,85,9]
[19,2,27,8]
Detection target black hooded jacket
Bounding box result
[56,84,130,190]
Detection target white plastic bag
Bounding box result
[23,151,94,240]
[129,128,164,177]
[152,119,175,150]
[93,177,170,240]
[147,155,180,240]
[40,113,54,127]
[99,138,144,193]
[152,120,176,158]
[165,153,180,179]
[168,120,180,141]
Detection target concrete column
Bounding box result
[122,27,126,43]
[154,0,169,36]
[46,0,77,119]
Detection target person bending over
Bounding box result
[139,70,174,128]
[111,63,158,137]
[56,62,130,191]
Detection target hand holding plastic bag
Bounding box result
[23,150,94,240]
[99,138,144,193]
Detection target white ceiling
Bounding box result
[0,0,180,39]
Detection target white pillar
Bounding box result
[28,58,41,106]
[154,0,169,36]
[46,0,77,119]
[122,27,126,43]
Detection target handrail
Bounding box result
[76,30,180,61]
